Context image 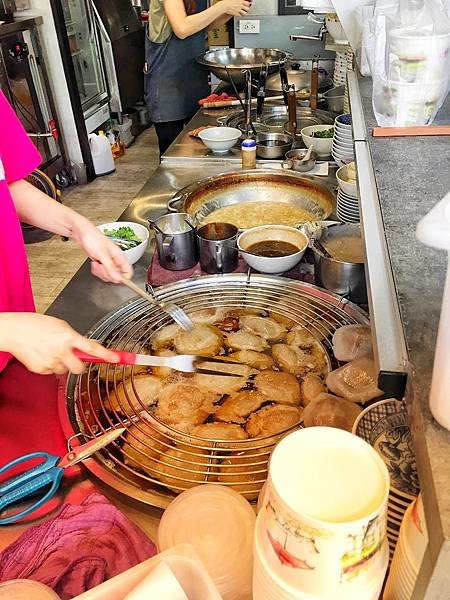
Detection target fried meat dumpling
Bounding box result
[272,344,306,377]
[302,392,362,432]
[245,404,302,438]
[190,307,228,325]
[152,349,177,379]
[239,315,286,341]
[174,325,223,356]
[218,448,269,499]
[99,364,150,383]
[254,371,301,406]
[192,358,251,395]
[123,421,172,470]
[332,324,372,362]
[154,380,218,431]
[301,373,327,407]
[225,331,268,352]
[286,327,317,349]
[215,389,267,424]
[326,357,383,403]
[151,323,180,350]
[227,350,274,371]
[151,446,213,492]
[192,422,249,440]
[107,374,163,415]
[269,312,296,329]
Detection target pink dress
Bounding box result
[0,91,41,371]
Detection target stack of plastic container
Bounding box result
[254,427,390,600]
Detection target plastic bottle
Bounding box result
[89,131,115,176]
[241,138,256,169]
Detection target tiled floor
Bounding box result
[26,127,159,313]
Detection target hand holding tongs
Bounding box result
[122,277,194,331]
[73,349,244,377]
[0,429,124,525]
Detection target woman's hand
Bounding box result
[223,0,251,16]
[0,313,119,375]
[72,218,133,283]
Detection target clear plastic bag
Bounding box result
[371,0,450,126]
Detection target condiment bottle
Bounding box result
[241,138,256,169]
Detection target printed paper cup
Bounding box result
[261,428,389,595]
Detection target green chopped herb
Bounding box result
[311,127,334,139]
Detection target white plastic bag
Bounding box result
[371,0,450,126]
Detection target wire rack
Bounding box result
[61,274,369,508]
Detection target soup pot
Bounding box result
[311,223,367,304]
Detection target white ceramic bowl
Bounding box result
[336,165,358,197]
[238,225,308,274]
[97,221,149,265]
[335,114,352,129]
[198,126,241,154]
[300,125,334,157]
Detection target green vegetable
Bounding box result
[103,226,141,242]
[311,127,334,139]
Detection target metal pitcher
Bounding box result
[197,222,239,274]
[149,213,198,271]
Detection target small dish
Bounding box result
[198,126,241,154]
[284,148,317,172]
[97,221,149,265]
[238,225,308,274]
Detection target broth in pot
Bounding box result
[323,235,365,263]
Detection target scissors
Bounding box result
[0,428,125,525]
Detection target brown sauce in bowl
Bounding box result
[246,240,300,257]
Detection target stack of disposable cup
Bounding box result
[254,427,390,600]
[383,494,428,600]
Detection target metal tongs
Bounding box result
[256,62,268,123]
[244,69,254,137]
[310,55,319,112]
[122,278,194,331]
[73,349,244,377]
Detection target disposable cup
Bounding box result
[261,428,390,595]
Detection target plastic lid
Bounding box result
[241,138,256,148]
[158,485,255,599]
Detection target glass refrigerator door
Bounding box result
[62,0,108,116]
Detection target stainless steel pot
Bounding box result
[256,132,293,159]
[265,68,333,94]
[167,170,334,227]
[312,223,367,304]
[323,85,345,113]
[196,48,290,85]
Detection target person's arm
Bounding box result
[209,13,232,29]
[9,179,133,283]
[163,0,250,39]
[0,313,119,375]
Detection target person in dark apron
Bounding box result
[145,0,251,156]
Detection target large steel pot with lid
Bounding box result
[197,48,290,85]
[265,68,333,95]
[167,170,334,227]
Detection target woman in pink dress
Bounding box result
[0,90,131,376]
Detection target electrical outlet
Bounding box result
[239,19,260,34]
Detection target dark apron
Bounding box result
[144,3,210,123]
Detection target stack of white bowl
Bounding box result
[333,51,347,87]
[336,163,359,223]
[384,495,428,600]
[332,113,354,167]
[254,427,390,600]
[352,399,420,563]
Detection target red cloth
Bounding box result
[0,91,42,371]
[0,360,67,466]
[0,491,157,599]
[147,252,315,287]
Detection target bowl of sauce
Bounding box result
[238,225,308,273]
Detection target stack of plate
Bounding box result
[333,51,347,87]
[337,189,359,223]
[384,495,428,600]
[352,399,420,563]
[332,113,354,167]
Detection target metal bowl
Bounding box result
[256,132,293,159]
[197,48,290,84]
[284,148,318,172]
[167,170,334,227]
